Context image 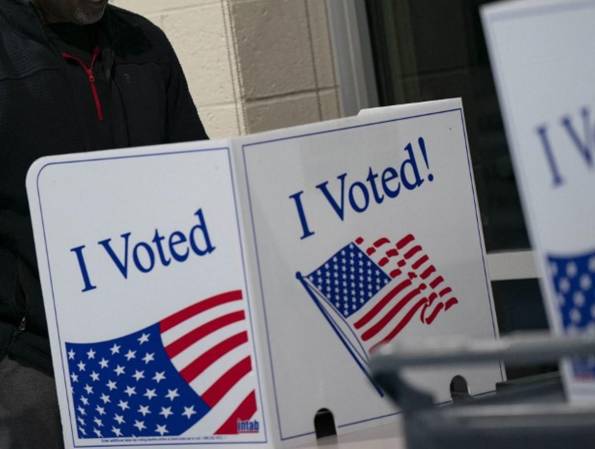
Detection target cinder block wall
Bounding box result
[111,0,342,138]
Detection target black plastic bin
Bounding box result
[370,333,595,449]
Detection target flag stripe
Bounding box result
[190,345,250,395]
[374,237,390,248]
[180,331,248,383]
[429,276,444,288]
[396,234,414,249]
[361,286,423,341]
[202,356,252,408]
[169,320,245,374]
[187,370,255,435]
[160,301,241,347]
[421,299,435,323]
[439,287,452,297]
[214,391,257,435]
[411,255,429,270]
[353,279,412,329]
[424,302,444,324]
[370,298,427,352]
[160,290,242,332]
[404,245,422,259]
[386,248,399,258]
[389,268,402,278]
[365,237,391,255]
[445,298,459,310]
[165,311,245,358]
[420,265,436,279]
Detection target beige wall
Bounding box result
[111,0,342,139]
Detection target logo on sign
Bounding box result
[236,419,260,434]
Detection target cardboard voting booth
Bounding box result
[482,0,595,402]
[27,98,502,448]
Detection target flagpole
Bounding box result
[296,272,383,397]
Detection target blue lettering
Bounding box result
[169,231,189,262]
[75,208,217,290]
[418,137,434,182]
[289,190,315,240]
[366,167,384,203]
[133,242,155,273]
[152,230,171,266]
[70,245,97,292]
[561,107,593,168]
[289,137,433,240]
[316,173,347,221]
[400,142,424,190]
[348,181,370,213]
[536,107,595,189]
[536,125,565,187]
[382,167,400,198]
[189,208,216,256]
[98,232,131,279]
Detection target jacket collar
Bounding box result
[1,0,122,52]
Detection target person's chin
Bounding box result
[74,1,108,25]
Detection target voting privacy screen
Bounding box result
[27,99,502,448]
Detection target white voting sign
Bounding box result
[27,99,502,449]
[27,144,269,448]
[482,0,595,402]
[237,99,502,441]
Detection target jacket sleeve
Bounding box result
[163,37,209,143]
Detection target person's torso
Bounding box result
[0,1,177,370]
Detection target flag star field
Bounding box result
[549,251,595,378]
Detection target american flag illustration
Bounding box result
[65,290,259,439]
[298,234,459,368]
[548,250,595,379]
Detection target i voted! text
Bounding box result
[289,137,435,240]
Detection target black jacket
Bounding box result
[0,0,208,375]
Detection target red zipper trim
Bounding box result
[62,47,104,122]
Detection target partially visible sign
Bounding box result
[482,0,595,401]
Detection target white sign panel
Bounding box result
[482,0,595,401]
[27,99,502,449]
[238,99,502,441]
[27,144,269,448]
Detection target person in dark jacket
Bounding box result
[0,1,208,447]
